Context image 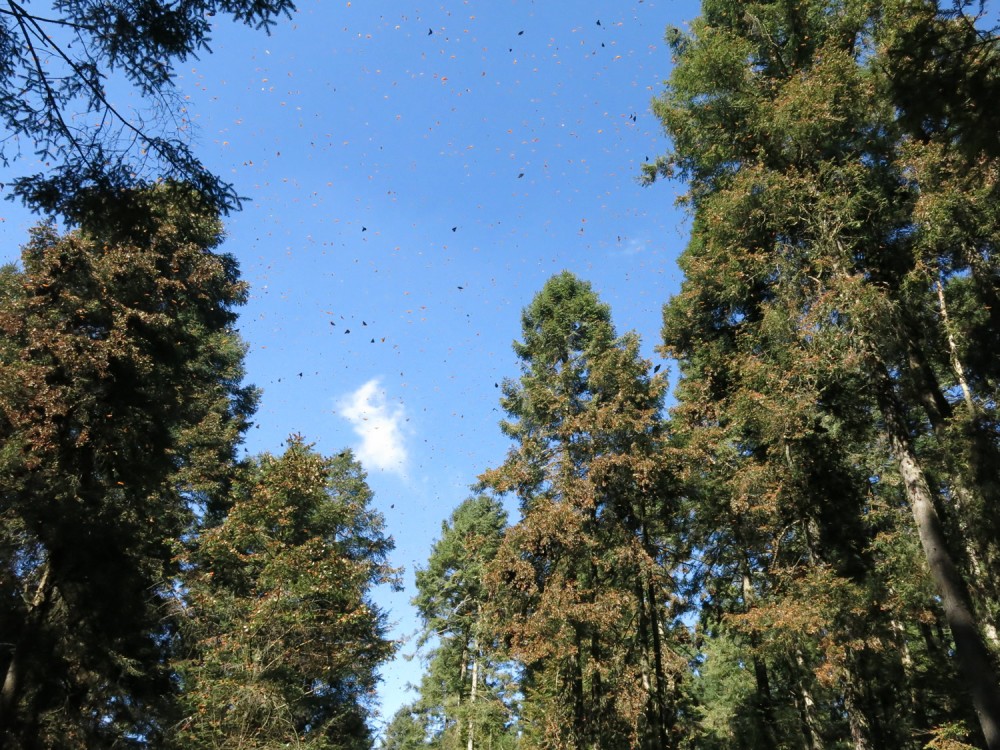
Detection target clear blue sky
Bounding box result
[0,0,702,731]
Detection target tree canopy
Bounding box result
[0,186,400,749]
[383,495,517,750]
[0,183,257,746]
[0,0,294,218]
[3,1,1000,749]
[481,272,693,750]
[174,438,398,750]
[648,0,1000,746]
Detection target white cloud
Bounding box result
[337,379,409,475]
[609,236,647,258]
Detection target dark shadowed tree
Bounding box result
[647,0,1000,746]
[0,183,257,747]
[0,0,295,218]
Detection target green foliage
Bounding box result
[173,437,399,749]
[649,0,1000,746]
[414,496,508,647]
[0,0,295,217]
[381,703,435,750]
[482,272,693,750]
[0,187,404,748]
[0,183,256,747]
[406,496,519,750]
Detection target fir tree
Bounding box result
[482,272,691,750]
[173,438,399,749]
[410,495,518,750]
[0,184,256,747]
[0,0,295,216]
[647,1,1000,746]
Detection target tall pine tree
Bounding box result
[482,272,691,750]
[172,438,399,750]
[410,495,518,750]
[0,184,256,747]
[647,1,1000,746]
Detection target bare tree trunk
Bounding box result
[468,640,478,750]
[877,372,1000,750]
[936,278,976,413]
[792,649,824,750]
[635,580,664,750]
[647,582,674,747]
[900,332,1000,647]
[639,519,672,750]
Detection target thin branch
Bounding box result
[0,5,96,31]
[8,0,200,179]
[9,3,86,160]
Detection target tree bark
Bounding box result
[740,566,780,749]
[792,649,824,750]
[639,519,671,750]
[936,278,976,413]
[842,669,874,750]
[468,638,478,750]
[876,371,1000,750]
[892,617,929,733]
[900,332,1000,646]
[0,561,52,737]
[635,581,663,750]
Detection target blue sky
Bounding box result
[0,0,701,731]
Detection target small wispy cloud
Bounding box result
[337,378,409,476]
[620,237,646,256]
[610,235,648,257]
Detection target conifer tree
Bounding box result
[0,0,295,217]
[482,272,691,750]
[380,704,435,750]
[172,438,399,749]
[410,495,518,750]
[0,184,256,747]
[647,1,1000,746]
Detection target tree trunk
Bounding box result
[792,649,825,750]
[468,639,478,750]
[573,629,586,740]
[646,582,673,749]
[842,671,874,750]
[741,569,780,749]
[640,519,672,750]
[876,371,1000,750]
[750,648,779,749]
[902,330,1000,640]
[936,278,976,413]
[635,581,663,750]
[892,617,929,733]
[0,562,52,737]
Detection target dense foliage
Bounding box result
[479,272,693,750]
[174,438,399,749]
[2,1,1000,749]
[0,185,256,746]
[0,0,294,218]
[397,5,1000,748]
[642,0,1000,747]
[0,188,398,749]
[383,496,518,750]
